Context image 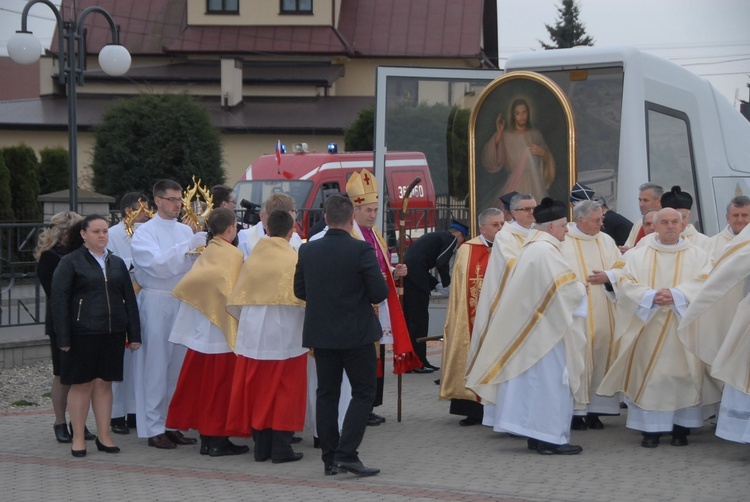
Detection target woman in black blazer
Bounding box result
[51,215,141,457]
[36,210,83,444]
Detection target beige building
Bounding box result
[0,0,496,187]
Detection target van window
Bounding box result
[645,102,701,230]
[533,66,624,210]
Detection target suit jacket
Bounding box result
[404,230,458,293]
[294,228,389,350]
[602,209,633,247]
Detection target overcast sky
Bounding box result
[499,0,750,108]
[1,0,748,107]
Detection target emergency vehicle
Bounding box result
[233,149,436,239]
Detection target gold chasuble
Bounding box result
[597,238,713,411]
[171,238,243,348]
[679,227,750,393]
[227,237,304,317]
[439,237,491,401]
[560,225,624,403]
[466,230,587,404]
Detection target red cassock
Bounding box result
[225,353,307,435]
[166,350,241,436]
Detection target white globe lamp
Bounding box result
[7,31,42,65]
[98,44,131,76]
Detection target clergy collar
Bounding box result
[655,236,684,247]
[479,234,492,248]
[510,220,532,232]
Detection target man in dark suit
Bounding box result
[294,195,388,477]
[403,223,467,372]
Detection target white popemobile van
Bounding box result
[503,46,750,235]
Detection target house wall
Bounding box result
[0,127,344,191]
[187,0,340,26]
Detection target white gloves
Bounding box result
[188,231,208,250]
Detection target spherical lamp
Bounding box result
[98,44,131,76]
[7,31,42,65]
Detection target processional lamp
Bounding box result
[7,0,131,212]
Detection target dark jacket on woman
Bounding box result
[38,243,68,337]
[50,245,141,349]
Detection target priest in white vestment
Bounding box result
[679,223,750,444]
[466,198,587,455]
[598,208,713,448]
[237,193,302,258]
[470,193,535,429]
[702,195,750,261]
[560,200,624,429]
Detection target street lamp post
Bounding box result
[7,0,131,212]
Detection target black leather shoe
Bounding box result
[200,435,209,455]
[148,433,176,449]
[324,463,338,476]
[69,422,96,441]
[670,436,689,446]
[411,367,434,374]
[71,448,87,458]
[571,416,588,430]
[110,417,130,435]
[209,440,250,457]
[424,363,440,371]
[335,460,380,476]
[54,423,72,444]
[526,438,538,450]
[367,412,386,426]
[536,442,583,455]
[459,417,481,426]
[95,438,120,453]
[587,415,604,430]
[370,412,386,424]
[641,435,660,448]
[272,451,303,463]
[165,430,198,445]
[290,436,303,444]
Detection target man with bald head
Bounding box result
[598,208,713,448]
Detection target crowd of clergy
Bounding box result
[65,172,750,470]
[441,182,750,455]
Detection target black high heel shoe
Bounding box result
[95,438,120,453]
[71,448,87,458]
[54,423,72,443]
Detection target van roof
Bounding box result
[242,151,428,180]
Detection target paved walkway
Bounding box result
[1,345,748,502]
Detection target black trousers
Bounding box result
[373,344,385,408]
[450,398,483,420]
[315,344,377,465]
[403,281,431,365]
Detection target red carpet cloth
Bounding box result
[166,350,240,436]
[226,354,307,435]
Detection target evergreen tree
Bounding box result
[39,147,69,194]
[2,145,41,221]
[91,93,226,201]
[0,152,13,222]
[540,0,594,50]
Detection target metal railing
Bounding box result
[0,222,45,327]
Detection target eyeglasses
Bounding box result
[513,207,535,213]
[157,196,182,204]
